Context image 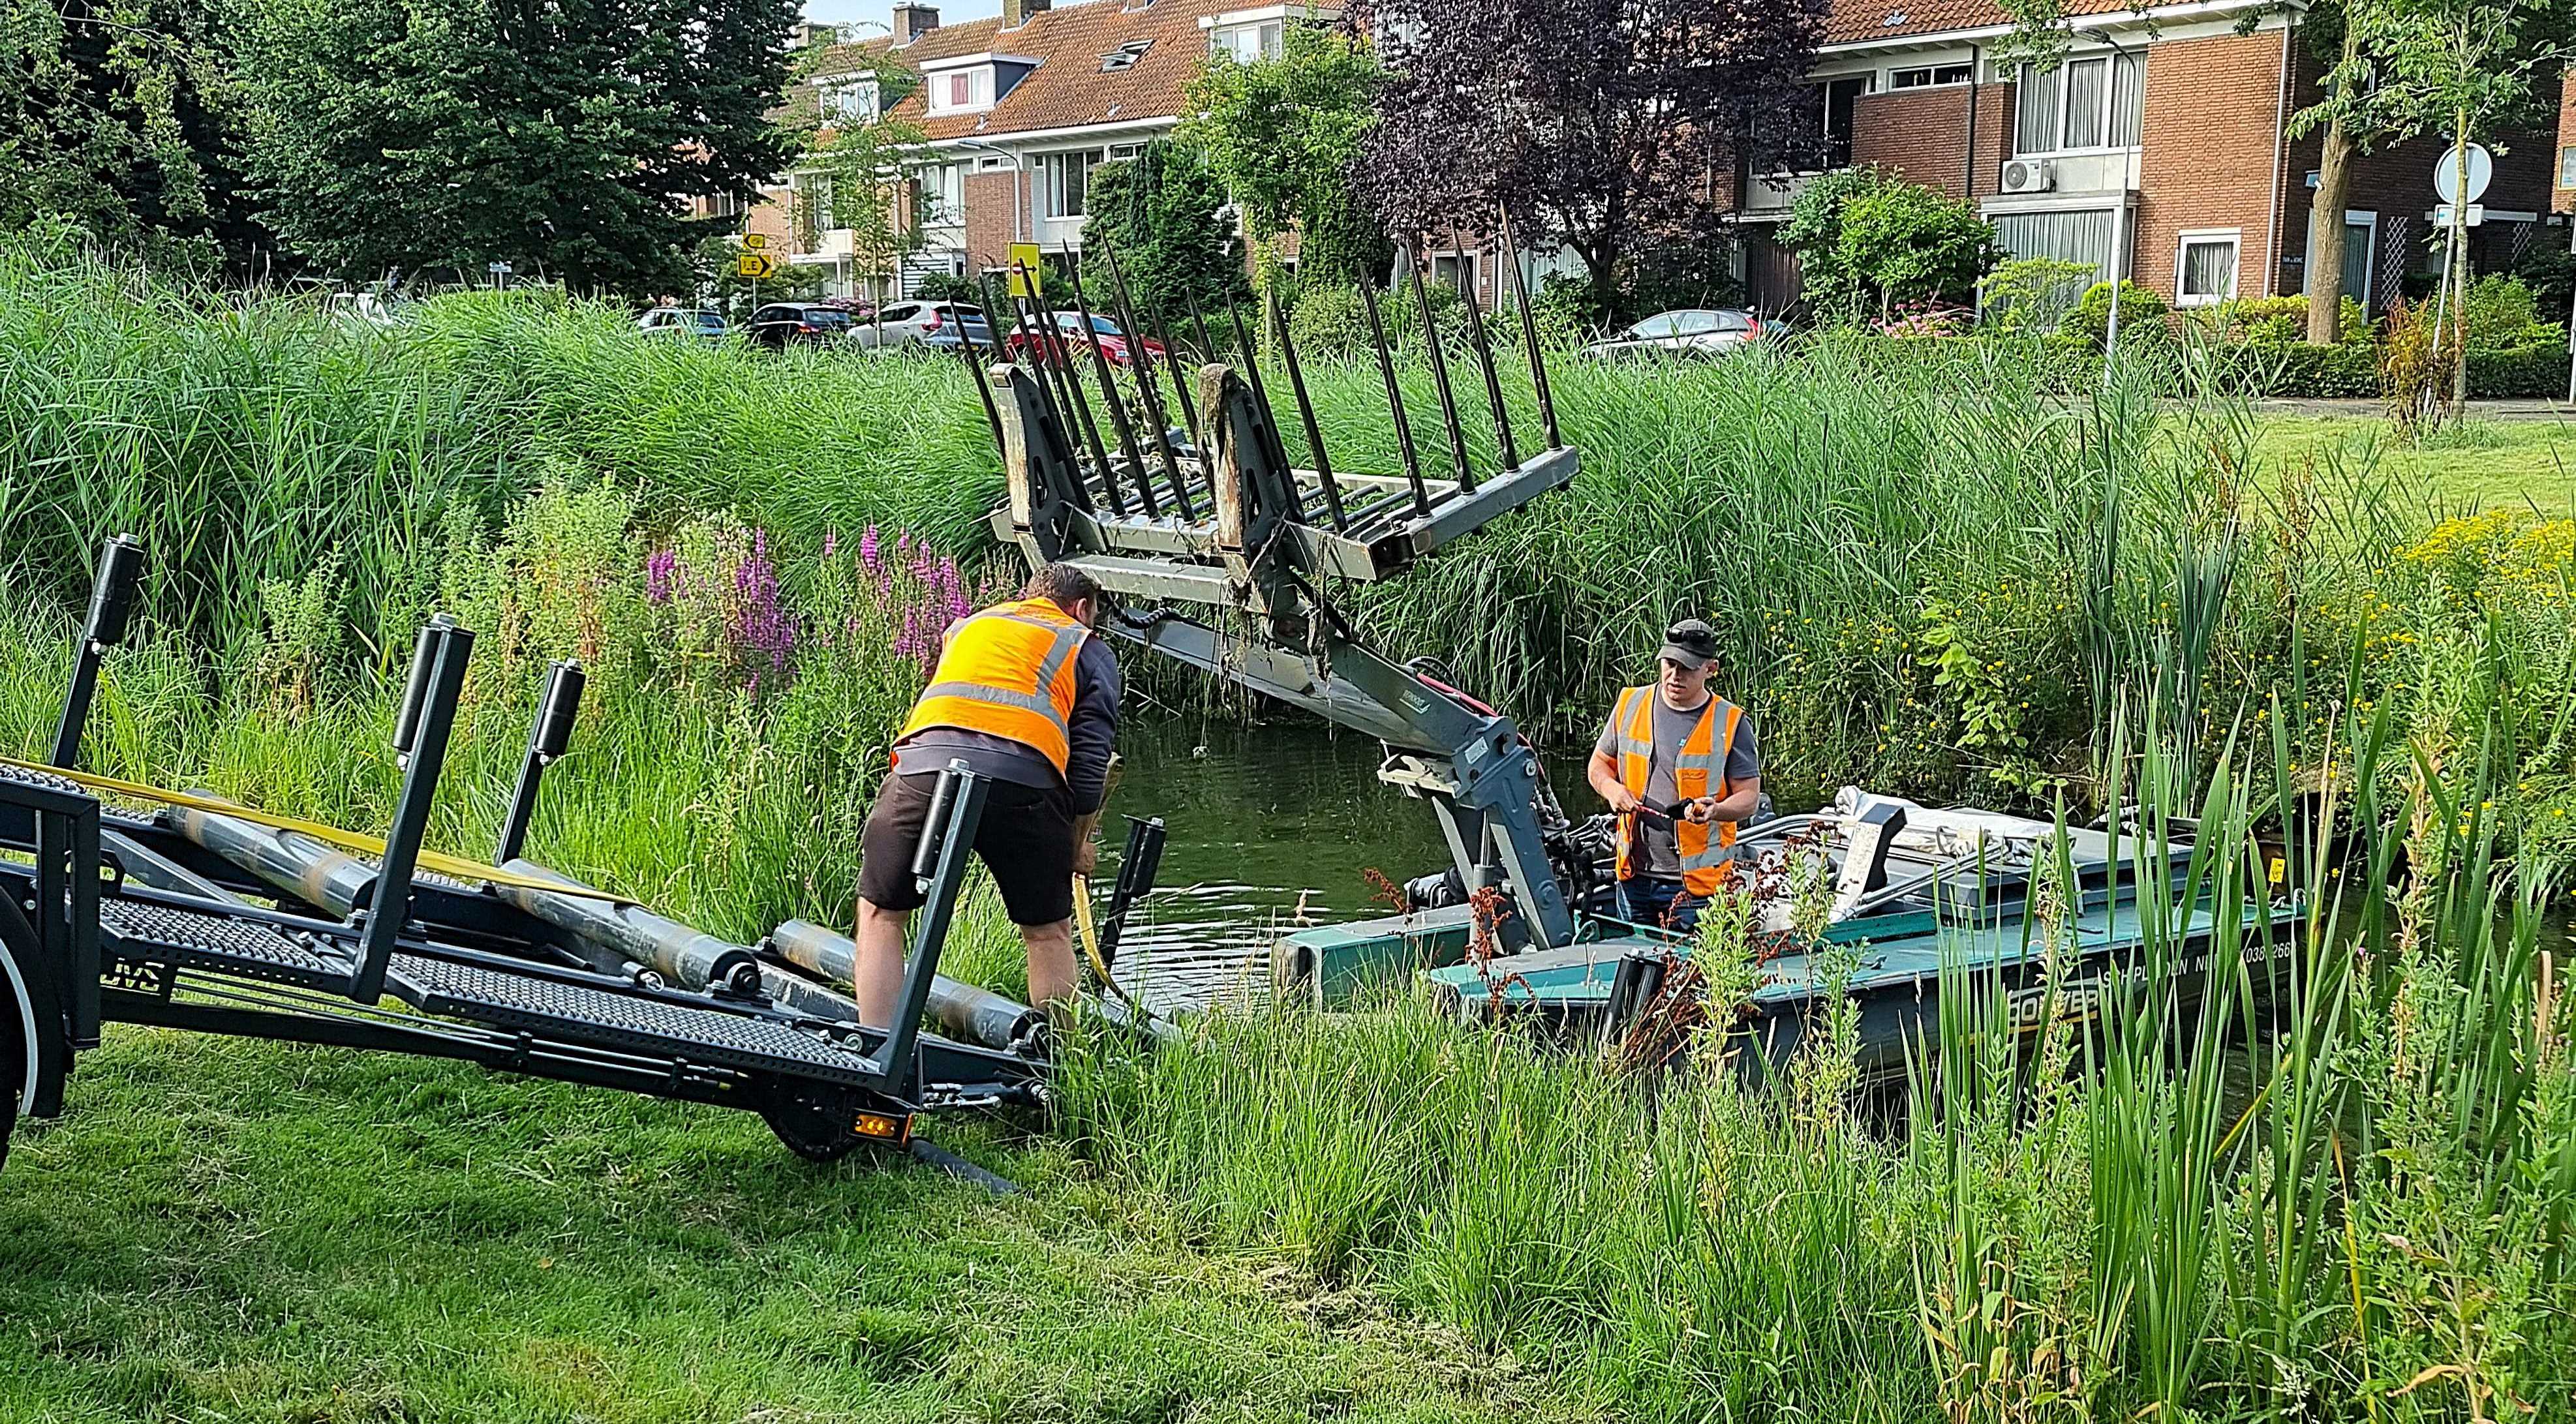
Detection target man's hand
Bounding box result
[1071,836,1097,878]
[1602,783,1644,815]
[1681,796,1719,824]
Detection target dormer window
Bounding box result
[1210,19,1282,60]
[927,67,993,114]
[820,76,880,125]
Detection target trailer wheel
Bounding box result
[0,961,22,1175]
[754,1081,896,1164]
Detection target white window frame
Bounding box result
[1039,147,1106,220]
[819,76,880,125]
[1430,249,1477,299]
[2562,145,2576,188]
[925,67,994,115]
[2014,52,2143,159]
[2174,228,2241,308]
[1888,61,1972,90]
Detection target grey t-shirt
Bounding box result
[1595,694,1760,877]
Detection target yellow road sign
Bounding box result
[737,251,777,280]
[741,232,768,250]
[1007,241,1042,296]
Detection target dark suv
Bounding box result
[747,303,857,350]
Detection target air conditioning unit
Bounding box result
[1999,158,2057,195]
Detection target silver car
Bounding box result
[1580,308,1773,361]
[851,300,991,352]
[636,308,729,341]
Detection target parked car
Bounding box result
[636,308,729,341]
[1579,309,1773,361]
[746,303,858,350]
[1002,311,1167,369]
[326,291,408,330]
[851,301,992,352]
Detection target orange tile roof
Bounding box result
[1822,0,2185,47]
[882,0,1234,141]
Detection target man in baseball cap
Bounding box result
[1584,618,1762,931]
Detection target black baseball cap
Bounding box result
[1658,618,1719,671]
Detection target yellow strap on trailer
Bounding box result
[0,751,636,905]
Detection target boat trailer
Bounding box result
[0,538,1158,1179]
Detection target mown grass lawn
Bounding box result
[2249,411,2576,513]
[0,1029,1576,1424]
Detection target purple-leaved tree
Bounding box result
[1350,0,1830,305]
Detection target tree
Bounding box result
[229,0,798,297]
[1782,168,1998,323]
[1179,24,1385,288]
[1078,140,1250,318]
[1351,0,1826,307]
[2323,0,2569,414]
[0,0,263,266]
[796,119,932,305]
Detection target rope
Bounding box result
[0,752,636,905]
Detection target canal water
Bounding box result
[1095,716,1456,1014]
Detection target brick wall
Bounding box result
[961,169,1022,271]
[2134,28,2295,301]
[1851,87,1974,198]
[2558,71,2576,214]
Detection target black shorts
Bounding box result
[857,771,1077,926]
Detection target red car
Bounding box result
[1001,311,1169,369]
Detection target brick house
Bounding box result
[1741,0,2563,316]
[719,0,2562,317]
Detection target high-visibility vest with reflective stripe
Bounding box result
[1609,686,1743,898]
[900,598,1090,774]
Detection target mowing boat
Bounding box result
[1280,788,2303,1072]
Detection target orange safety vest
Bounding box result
[1608,686,1742,898]
[900,598,1090,774]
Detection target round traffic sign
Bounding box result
[2432,143,2493,205]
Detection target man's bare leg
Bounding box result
[853,896,912,1028]
[1022,917,1077,1014]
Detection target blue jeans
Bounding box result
[1616,876,1704,933]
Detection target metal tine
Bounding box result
[979,270,1092,513]
[1401,239,1477,494]
[1182,289,1228,506]
[1064,250,1159,518]
[1356,274,1432,517]
[1496,207,1561,449]
[1098,245,1197,521]
[1224,298,1306,521]
[953,297,1006,452]
[1149,295,1207,462]
[1449,222,1520,472]
[1022,260,1126,517]
[1268,296,1347,532]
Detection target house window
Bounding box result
[1889,62,1972,89]
[2562,145,2576,187]
[1040,149,1101,219]
[1101,38,1152,72]
[1108,142,1145,161]
[1823,74,1869,167]
[1991,206,2124,282]
[1210,20,1284,61]
[1432,250,1477,297]
[2304,209,2376,311]
[820,77,879,125]
[927,67,992,114]
[2014,52,2143,155]
[2175,229,2240,307]
[920,164,965,225]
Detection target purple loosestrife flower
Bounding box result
[822,528,838,558]
[646,548,679,605]
[859,524,882,576]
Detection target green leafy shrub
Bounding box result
[1783,167,1998,324]
[2215,293,2369,346]
[2467,342,2566,399]
[2254,340,2381,397]
[1281,280,1468,359]
[2065,280,2168,348]
[1977,257,2096,334]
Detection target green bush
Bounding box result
[2468,343,2566,399]
[2215,293,2369,347]
[1783,167,1997,324]
[2065,280,2169,348]
[1281,280,1468,359]
[1978,257,2096,334]
[2249,339,2380,398]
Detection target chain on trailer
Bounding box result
[0,536,1171,1188]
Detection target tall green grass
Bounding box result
[1056,688,2576,1423]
